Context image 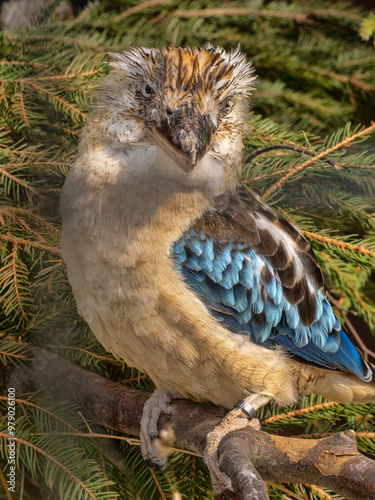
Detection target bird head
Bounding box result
[95,45,255,176]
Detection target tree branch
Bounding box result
[1,341,375,499]
[262,122,375,201]
[244,144,336,168]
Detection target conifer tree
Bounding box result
[0,1,375,499]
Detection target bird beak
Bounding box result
[147,104,215,173]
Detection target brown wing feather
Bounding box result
[195,184,323,326]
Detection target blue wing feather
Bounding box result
[171,230,371,382]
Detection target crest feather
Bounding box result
[108,46,158,81]
[108,45,256,97]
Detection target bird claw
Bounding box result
[203,394,270,496]
[140,389,173,470]
[204,413,254,493]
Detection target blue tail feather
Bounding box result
[275,328,372,382]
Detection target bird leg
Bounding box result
[140,389,174,469]
[203,393,271,495]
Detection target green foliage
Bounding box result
[360,12,375,42]
[0,0,375,499]
[0,396,117,499]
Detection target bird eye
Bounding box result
[141,83,154,98]
[219,97,233,111]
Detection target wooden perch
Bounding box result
[1,340,375,500]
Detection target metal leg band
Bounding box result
[234,399,257,420]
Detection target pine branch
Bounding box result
[0,395,82,433]
[11,244,26,319]
[302,230,375,261]
[114,0,169,22]
[0,234,61,256]
[0,467,12,500]
[262,402,339,425]
[245,144,337,168]
[0,166,38,195]
[262,122,375,201]
[0,432,101,500]
[173,8,362,24]
[25,81,88,122]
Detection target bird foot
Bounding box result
[140,389,174,469]
[203,394,270,495]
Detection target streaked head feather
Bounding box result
[109,45,255,102]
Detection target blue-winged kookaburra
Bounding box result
[60,45,375,494]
